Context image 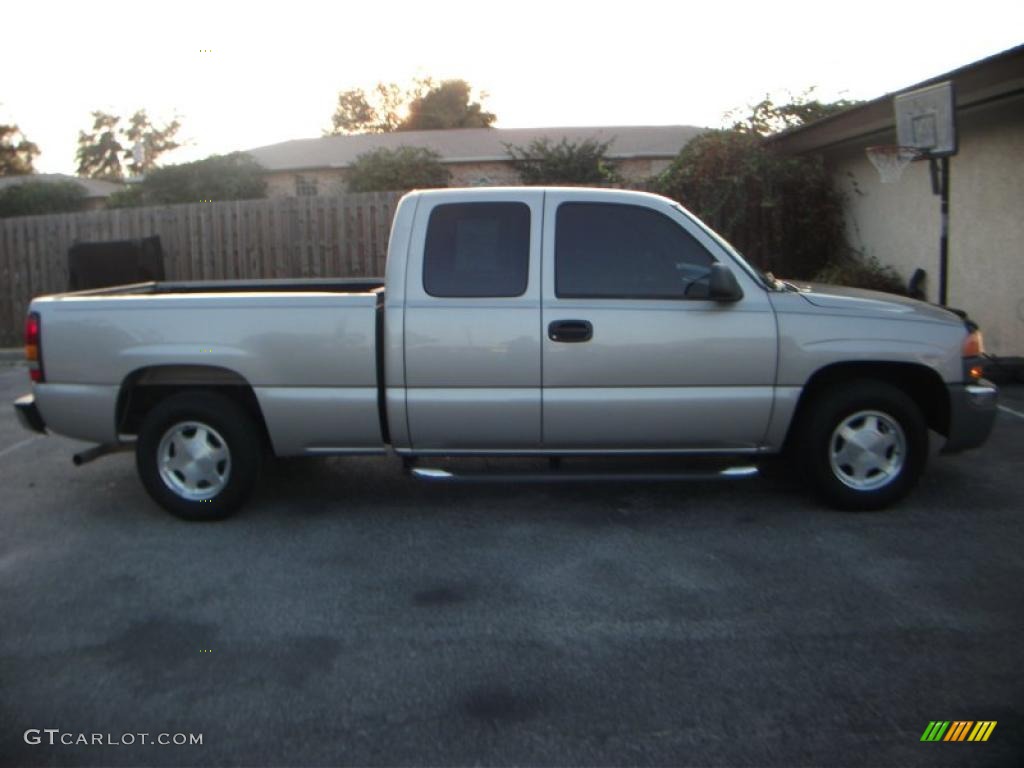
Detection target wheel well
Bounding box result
[116,366,271,446]
[786,362,950,448]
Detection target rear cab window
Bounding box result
[423,202,531,298]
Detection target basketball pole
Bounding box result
[892,80,956,308]
[929,156,951,306]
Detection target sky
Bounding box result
[2,0,1022,174]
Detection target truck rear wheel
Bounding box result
[798,380,927,511]
[136,391,260,520]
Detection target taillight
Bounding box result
[25,312,43,383]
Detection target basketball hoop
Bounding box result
[866,145,923,183]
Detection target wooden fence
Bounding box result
[0,191,402,345]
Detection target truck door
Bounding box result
[541,191,777,451]
[403,190,543,450]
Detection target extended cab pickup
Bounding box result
[14,188,998,519]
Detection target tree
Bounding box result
[0,124,40,175]
[0,181,87,218]
[123,110,181,175]
[654,95,850,278]
[398,79,495,131]
[76,109,182,179]
[76,111,124,179]
[106,153,266,207]
[329,89,379,135]
[326,77,494,135]
[728,89,862,136]
[506,137,619,185]
[344,147,449,193]
[327,82,407,135]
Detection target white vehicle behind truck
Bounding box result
[14,187,998,519]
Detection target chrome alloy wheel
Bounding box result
[828,410,906,491]
[156,421,231,500]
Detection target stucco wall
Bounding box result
[828,97,1024,355]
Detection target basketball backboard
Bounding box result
[894,81,957,157]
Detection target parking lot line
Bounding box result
[0,436,38,460]
[998,404,1024,421]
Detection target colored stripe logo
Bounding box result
[921,721,996,742]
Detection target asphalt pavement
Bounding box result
[0,363,1021,767]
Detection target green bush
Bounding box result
[105,185,146,208]
[654,129,845,278]
[107,153,267,207]
[345,146,450,193]
[813,255,907,295]
[505,137,620,186]
[0,180,87,217]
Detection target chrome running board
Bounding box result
[410,465,759,484]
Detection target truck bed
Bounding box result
[30,279,386,455]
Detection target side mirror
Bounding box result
[708,263,744,302]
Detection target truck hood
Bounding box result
[790,282,962,325]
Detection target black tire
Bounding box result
[797,380,927,511]
[136,391,261,521]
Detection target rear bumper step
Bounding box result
[14,394,46,434]
[411,465,759,484]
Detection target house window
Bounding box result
[294,175,319,197]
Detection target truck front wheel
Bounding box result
[798,380,927,511]
[136,391,261,520]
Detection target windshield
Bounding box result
[669,203,780,291]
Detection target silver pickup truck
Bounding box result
[14,187,997,519]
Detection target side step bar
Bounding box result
[411,465,759,484]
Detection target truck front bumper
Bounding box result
[14,394,47,434]
[942,380,998,454]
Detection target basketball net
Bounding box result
[866,146,923,183]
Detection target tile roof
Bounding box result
[245,125,704,172]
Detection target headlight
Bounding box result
[962,328,985,358]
